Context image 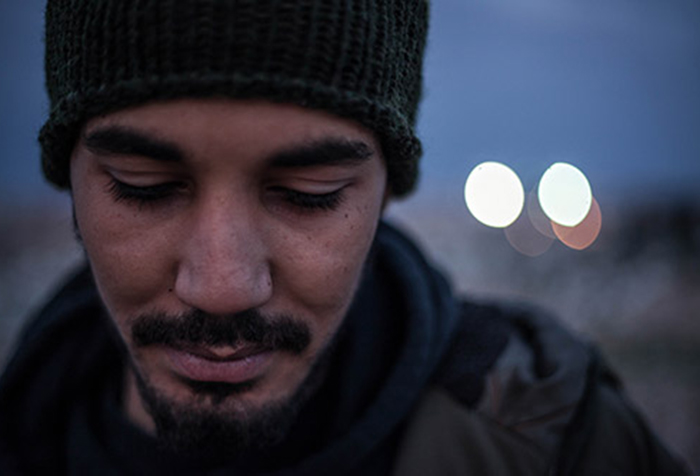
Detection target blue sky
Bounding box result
[1,0,699,208]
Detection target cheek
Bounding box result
[73,183,179,317]
[274,197,382,322]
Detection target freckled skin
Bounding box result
[69,99,388,433]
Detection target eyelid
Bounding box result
[271,187,345,212]
[105,167,185,187]
[268,177,352,195]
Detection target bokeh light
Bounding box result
[504,207,555,257]
[464,162,524,228]
[552,197,603,250]
[538,162,592,227]
[526,190,556,239]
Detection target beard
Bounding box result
[74,205,380,461]
[122,308,337,458]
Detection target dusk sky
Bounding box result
[1,0,699,209]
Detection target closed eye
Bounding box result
[107,178,183,205]
[270,187,345,211]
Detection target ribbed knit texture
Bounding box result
[40,0,429,197]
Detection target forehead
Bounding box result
[81,98,382,162]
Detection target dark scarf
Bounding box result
[0,222,507,475]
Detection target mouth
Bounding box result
[165,343,274,385]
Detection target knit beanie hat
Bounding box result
[40,0,429,197]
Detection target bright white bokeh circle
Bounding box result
[464,162,524,228]
[538,163,592,227]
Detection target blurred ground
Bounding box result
[1,197,698,472]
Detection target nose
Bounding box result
[174,196,273,316]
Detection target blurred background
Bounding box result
[1,0,698,470]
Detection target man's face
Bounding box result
[70,99,387,451]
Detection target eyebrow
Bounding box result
[83,126,184,163]
[82,125,375,168]
[267,139,374,168]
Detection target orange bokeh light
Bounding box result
[552,197,603,250]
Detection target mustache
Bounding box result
[130,308,311,355]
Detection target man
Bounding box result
[0,1,688,475]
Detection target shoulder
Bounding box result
[0,266,113,475]
[392,301,691,475]
[392,386,549,476]
[557,371,691,475]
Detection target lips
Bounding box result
[165,344,273,384]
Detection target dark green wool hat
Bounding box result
[40,0,429,197]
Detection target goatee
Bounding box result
[123,307,335,458]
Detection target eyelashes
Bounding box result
[107,179,181,205]
[106,178,345,212]
[270,187,344,211]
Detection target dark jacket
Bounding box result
[0,223,689,475]
[398,304,689,475]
